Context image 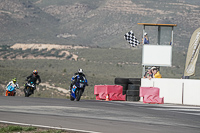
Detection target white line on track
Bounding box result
[0,120,101,133]
[150,108,200,115]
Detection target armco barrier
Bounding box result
[94,85,126,101]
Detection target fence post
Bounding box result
[182,82,184,104]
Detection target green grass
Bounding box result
[0,124,67,133]
[37,130,64,133]
[0,125,36,132]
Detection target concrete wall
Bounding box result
[141,78,200,106]
[183,80,200,105]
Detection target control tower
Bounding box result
[138,23,177,75]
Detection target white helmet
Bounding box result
[78,69,83,74]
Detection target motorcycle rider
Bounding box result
[6,78,19,96]
[70,69,88,90]
[25,70,41,93]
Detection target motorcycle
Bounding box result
[24,82,35,97]
[5,85,15,96]
[70,77,87,101]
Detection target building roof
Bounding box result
[138,23,177,27]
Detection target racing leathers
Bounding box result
[6,81,19,96]
[70,73,88,90]
[25,74,41,92]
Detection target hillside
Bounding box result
[0,0,200,99]
[1,44,200,98]
[0,0,199,51]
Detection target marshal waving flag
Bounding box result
[184,27,200,77]
[124,30,140,47]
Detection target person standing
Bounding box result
[142,32,150,44]
[143,67,153,79]
[151,67,162,78]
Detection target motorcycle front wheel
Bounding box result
[25,87,30,97]
[70,95,75,101]
[76,89,83,101]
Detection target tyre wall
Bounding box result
[115,78,141,101]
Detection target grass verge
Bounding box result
[0,124,78,133]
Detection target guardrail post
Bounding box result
[182,82,184,104]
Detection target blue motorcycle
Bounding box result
[70,77,87,101]
[6,85,16,96]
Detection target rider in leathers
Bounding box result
[70,69,88,91]
[25,70,41,93]
[6,78,19,96]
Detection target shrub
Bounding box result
[23,126,37,131]
[57,52,66,58]
[7,125,22,132]
[1,45,10,51]
[25,48,31,52]
[3,55,7,59]
[22,54,29,58]
[10,55,17,59]
[54,51,59,56]
[66,54,72,59]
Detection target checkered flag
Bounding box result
[124,30,140,47]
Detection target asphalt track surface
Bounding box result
[0,96,200,133]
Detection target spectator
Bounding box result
[143,67,153,79]
[151,67,162,78]
[181,75,190,79]
[142,32,149,44]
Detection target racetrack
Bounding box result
[0,96,200,133]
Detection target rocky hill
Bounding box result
[0,0,200,51]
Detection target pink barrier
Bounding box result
[94,85,126,101]
[140,87,164,104]
[140,87,160,97]
[143,95,164,104]
[94,85,107,100]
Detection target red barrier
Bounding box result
[94,85,107,100]
[94,85,126,101]
[139,87,160,97]
[140,87,164,104]
[143,95,164,104]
